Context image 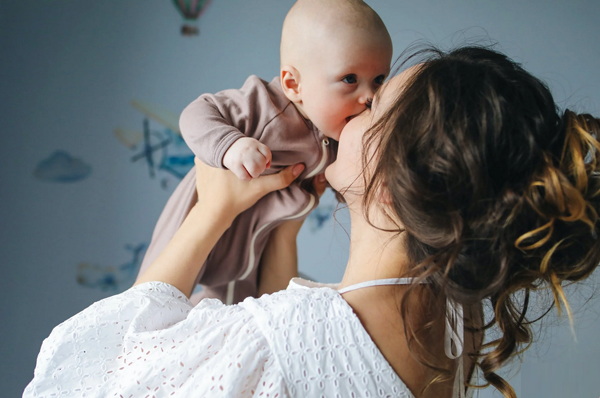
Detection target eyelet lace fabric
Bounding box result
[24,283,285,397]
[25,280,470,397]
[240,282,413,398]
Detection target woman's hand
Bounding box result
[195,157,305,226]
[135,159,305,297]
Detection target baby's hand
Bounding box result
[223,137,272,181]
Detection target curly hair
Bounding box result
[361,45,600,397]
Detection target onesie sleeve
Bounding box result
[179,75,276,169]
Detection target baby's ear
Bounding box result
[280,66,302,103]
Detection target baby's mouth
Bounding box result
[345,114,357,124]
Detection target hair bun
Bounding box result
[513,110,600,316]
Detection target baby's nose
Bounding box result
[358,87,375,104]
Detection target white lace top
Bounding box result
[24,279,471,398]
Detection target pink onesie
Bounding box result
[136,75,337,304]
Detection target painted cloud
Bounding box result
[34,150,92,182]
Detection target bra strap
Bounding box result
[444,299,464,359]
[453,355,466,398]
[337,278,425,294]
[446,300,465,398]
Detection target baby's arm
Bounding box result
[257,174,328,295]
[179,76,273,180]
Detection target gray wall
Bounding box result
[1,1,599,397]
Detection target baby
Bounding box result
[136,0,393,304]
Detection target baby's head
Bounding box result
[280,0,393,141]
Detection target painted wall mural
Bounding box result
[307,203,335,232]
[115,100,195,190]
[172,0,212,36]
[76,244,146,291]
[33,150,92,182]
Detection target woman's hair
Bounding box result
[362,45,600,397]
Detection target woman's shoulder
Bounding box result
[288,277,341,290]
[25,282,288,398]
[239,278,343,318]
[239,279,413,398]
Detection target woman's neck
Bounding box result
[338,204,410,290]
[337,203,463,398]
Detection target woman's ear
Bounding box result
[280,66,302,103]
[378,182,393,205]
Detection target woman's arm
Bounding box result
[135,158,305,297]
[257,221,302,295]
[134,204,232,296]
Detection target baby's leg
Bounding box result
[136,166,199,282]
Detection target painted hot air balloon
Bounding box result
[172,0,212,36]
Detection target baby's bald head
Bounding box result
[278,0,393,140]
[280,0,392,70]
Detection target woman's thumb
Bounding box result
[292,164,305,178]
[257,164,305,194]
[314,173,327,197]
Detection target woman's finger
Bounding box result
[313,173,327,198]
[252,163,304,196]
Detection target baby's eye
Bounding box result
[374,75,386,85]
[342,74,357,84]
[365,98,373,109]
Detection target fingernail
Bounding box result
[292,164,305,177]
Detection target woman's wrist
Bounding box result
[134,203,235,296]
[190,202,236,232]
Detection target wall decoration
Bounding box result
[114,127,143,149]
[306,203,335,232]
[131,100,180,132]
[172,0,212,36]
[115,100,194,189]
[76,244,146,291]
[33,150,92,182]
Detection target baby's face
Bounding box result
[298,35,392,141]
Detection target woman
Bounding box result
[24,46,600,398]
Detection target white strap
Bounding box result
[444,299,464,359]
[337,277,425,294]
[446,299,465,398]
[453,355,466,398]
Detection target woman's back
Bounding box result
[327,45,600,397]
[342,283,482,398]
